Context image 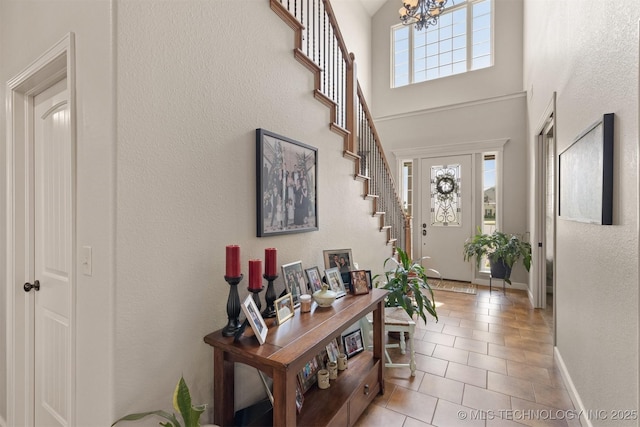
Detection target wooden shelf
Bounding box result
[204,288,388,427]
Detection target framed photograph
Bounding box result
[240,295,268,345]
[281,261,307,307]
[295,381,304,413]
[275,293,295,325]
[322,249,354,273]
[324,267,347,298]
[559,113,614,225]
[349,270,371,295]
[342,329,364,359]
[256,128,318,237]
[304,266,323,294]
[325,338,340,363]
[297,356,320,393]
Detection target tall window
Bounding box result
[401,160,414,217]
[392,0,492,88]
[481,153,497,271]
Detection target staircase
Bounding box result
[270,0,411,256]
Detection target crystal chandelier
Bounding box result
[399,0,448,31]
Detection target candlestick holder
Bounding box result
[222,274,243,337]
[261,274,278,318]
[249,286,263,312]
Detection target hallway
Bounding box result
[355,287,580,427]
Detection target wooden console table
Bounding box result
[203,288,388,427]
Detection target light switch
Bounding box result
[81,246,92,276]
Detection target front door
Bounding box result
[32,77,74,426]
[420,155,472,281]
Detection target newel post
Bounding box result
[346,52,357,155]
[404,215,413,260]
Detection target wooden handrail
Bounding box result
[270,0,410,256]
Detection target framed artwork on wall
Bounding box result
[559,113,614,225]
[256,128,318,237]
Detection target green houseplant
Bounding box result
[112,376,206,427]
[374,248,438,324]
[463,229,532,285]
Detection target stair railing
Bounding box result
[270,0,411,256]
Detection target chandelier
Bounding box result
[399,0,448,31]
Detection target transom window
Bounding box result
[392,0,492,88]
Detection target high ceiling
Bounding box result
[359,0,387,16]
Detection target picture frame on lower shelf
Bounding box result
[241,295,268,345]
[297,356,320,393]
[342,329,364,359]
[295,381,304,413]
[325,338,340,363]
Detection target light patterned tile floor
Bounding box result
[354,288,582,427]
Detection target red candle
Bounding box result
[265,248,277,277]
[225,245,241,277]
[249,259,263,290]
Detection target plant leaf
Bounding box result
[111,410,180,427]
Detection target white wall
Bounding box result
[331,0,374,100]
[0,0,114,425]
[113,0,392,424]
[524,0,639,423]
[371,0,524,118]
[1,0,395,425]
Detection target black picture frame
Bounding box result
[342,329,364,359]
[559,113,614,225]
[256,128,318,237]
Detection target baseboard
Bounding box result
[554,347,592,427]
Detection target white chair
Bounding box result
[362,306,416,376]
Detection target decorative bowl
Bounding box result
[312,284,337,307]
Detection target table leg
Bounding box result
[213,348,235,426]
[271,369,297,426]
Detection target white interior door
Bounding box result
[32,77,74,427]
[420,155,472,281]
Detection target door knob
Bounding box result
[24,280,40,292]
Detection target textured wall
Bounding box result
[0,0,114,425]
[524,0,639,423]
[114,0,392,423]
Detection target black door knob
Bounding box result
[24,280,40,292]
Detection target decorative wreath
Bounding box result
[435,175,457,196]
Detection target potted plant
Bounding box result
[374,248,438,324]
[112,376,208,427]
[463,228,532,285]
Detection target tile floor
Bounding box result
[354,287,582,427]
